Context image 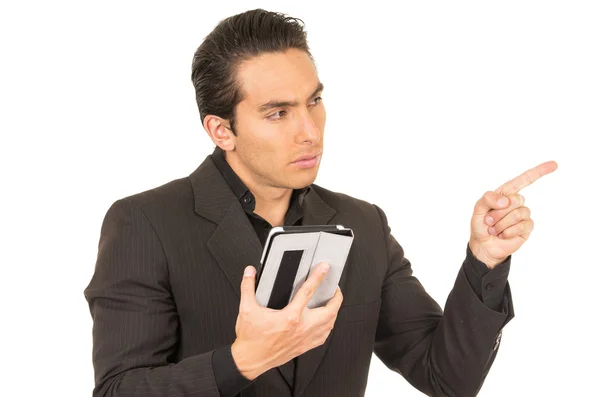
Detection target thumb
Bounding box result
[239,266,258,311]
[473,190,510,216]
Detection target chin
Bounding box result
[289,172,318,189]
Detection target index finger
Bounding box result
[306,287,343,322]
[286,262,330,313]
[495,160,558,195]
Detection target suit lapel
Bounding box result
[206,205,263,298]
[190,156,263,299]
[190,159,342,395]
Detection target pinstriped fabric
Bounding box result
[85,198,221,397]
[85,155,513,397]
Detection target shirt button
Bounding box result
[485,283,493,291]
[243,196,252,204]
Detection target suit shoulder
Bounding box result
[108,176,193,217]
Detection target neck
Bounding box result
[226,152,292,226]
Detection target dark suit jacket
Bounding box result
[84,154,514,397]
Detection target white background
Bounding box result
[1,1,598,396]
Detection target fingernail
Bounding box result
[489,226,496,235]
[244,266,255,277]
[497,197,509,207]
[485,216,494,225]
[321,263,330,273]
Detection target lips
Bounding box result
[291,152,321,169]
[292,152,321,163]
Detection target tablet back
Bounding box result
[255,229,354,309]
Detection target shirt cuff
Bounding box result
[463,243,511,312]
[212,344,253,397]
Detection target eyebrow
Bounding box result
[258,82,324,112]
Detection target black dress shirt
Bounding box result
[209,146,510,397]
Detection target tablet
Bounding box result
[255,225,354,309]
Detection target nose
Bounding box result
[295,112,321,145]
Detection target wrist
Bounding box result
[231,339,270,381]
[468,240,505,270]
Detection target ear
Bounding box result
[203,115,236,151]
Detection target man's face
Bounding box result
[229,48,325,190]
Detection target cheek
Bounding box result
[237,117,302,170]
[242,132,288,168]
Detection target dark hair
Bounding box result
[191,9,312,134]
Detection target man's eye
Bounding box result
[310,96,323,106]
[268,110,287,120]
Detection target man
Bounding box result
[84,8,557,397]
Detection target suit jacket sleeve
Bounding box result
[84,198,222,397]
[372,205,514,397]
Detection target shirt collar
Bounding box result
[210,147,311,214]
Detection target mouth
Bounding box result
[290,152,321,169]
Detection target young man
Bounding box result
[84,9,557,397]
